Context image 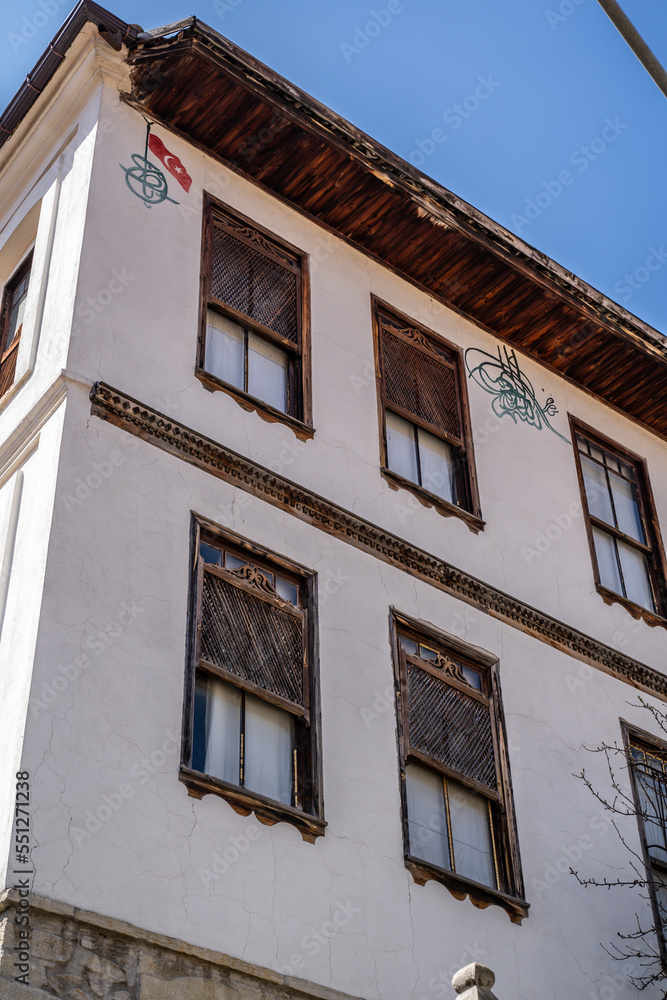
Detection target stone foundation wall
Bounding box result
[0,892,358,1000]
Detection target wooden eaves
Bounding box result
[1,4,666,440]
[122,17,667,440]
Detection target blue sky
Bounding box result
[2,0,667,333]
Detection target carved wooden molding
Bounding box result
[405,857,528,925]
[196,368,315,441]
[180,767,325,843]
[381,468,485,535]
[379,316,451,363]
[213,209,299,270]
[432,653,468,685]
[90,382,667,701]
[230,563,279,597]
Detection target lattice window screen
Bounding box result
[0,336,19,398]
[211,222,298,344]
[381,327,461,441]
[201,569,305,710]
[407,662,496,791]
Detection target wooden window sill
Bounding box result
[196,368,315,442]
[179,766,326,843]
[381,468,485,535]
[597,585,667,630]
[405,855,529,924]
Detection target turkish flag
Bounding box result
[148,134,192,192]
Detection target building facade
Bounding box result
[1,5,667,998]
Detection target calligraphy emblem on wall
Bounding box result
[120,121,192,208]
[465,344,569,443]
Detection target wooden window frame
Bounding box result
[570,417,667,628]
[181,515,325,842]
[623,720,667,968]
[196,195,313,440]
[0,251,32,400]
[390,609,527,923]
[371,298,483,533]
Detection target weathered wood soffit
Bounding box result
[122,19,667,439]
[1,6,664,436]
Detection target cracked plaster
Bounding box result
[0,53,665,1000]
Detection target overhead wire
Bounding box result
[596,0,667,99]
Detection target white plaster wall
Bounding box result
[0,28,133,902]
[20,380,666,1000]
[0,399,66,887]
[65,76,667,676]
[2,39,666,1000]
[0,32,113,441]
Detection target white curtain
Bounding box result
[205,310,244,389]
[617,540,654,611]
[204,677,241,784]
[244,694,293,804]
[386,410,418,483]
[448,780,495,888]
[608,470,644,542]
[405,763,450,870]
[581,456,613,524]
[592,528,622,594]
[248,332,287,412]
[418,428,454,503]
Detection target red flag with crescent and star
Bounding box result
[148,134,192,192]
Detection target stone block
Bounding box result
[452,962,498,1000]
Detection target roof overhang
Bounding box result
[3,5,666,439]
[0,2,139,149]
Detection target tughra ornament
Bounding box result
[452,962,499,1000]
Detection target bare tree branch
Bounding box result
[573,701,667,995]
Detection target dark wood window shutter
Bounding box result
[393,621,527,921]
[0,251,32,400]
[405,655,497,793]
[199,563,308,718]
[380,316,463,444]
[374,304,480,522]
[183,530,324,841]
[0,337,20,399]
[210,213,300,345]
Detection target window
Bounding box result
[198,198,310,430]
[573,426,666,620]
[392,616,526,922]
[627,732,667,953]
[181,523,324,841]
[0,252,32,399]
[374,303,480,525]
